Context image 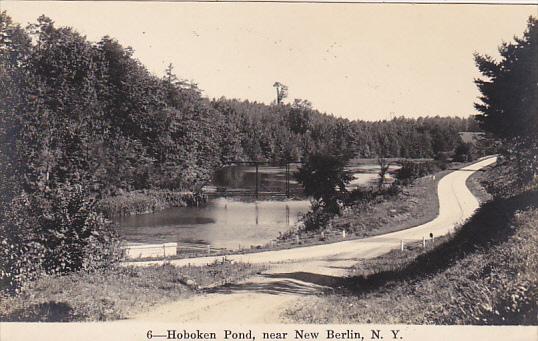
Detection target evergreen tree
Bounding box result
[474,17,538,194]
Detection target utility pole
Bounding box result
[286,162,290,198]
[255,162,259,200]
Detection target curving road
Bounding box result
[130,156,496,323]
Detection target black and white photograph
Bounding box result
[0,0,536,339]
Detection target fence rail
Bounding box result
[123,232,438,261]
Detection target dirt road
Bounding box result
[130,156,496,323]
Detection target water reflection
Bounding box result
[118,163,394,250]
[117,198,310,250]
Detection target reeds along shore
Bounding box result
[97,190,207,217]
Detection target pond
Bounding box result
[117,198,310,250]
[117,163,399,250]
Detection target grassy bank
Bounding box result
[273,169,449,248]
[465,161,495,204]
[97,190,206,217]
[285,190,538,325]
[0,260,263,322]
[333,171,448,238]
[274,159,490,248]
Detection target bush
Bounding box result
[300,200,334,232]
[295,152,352,215]
[0,184,121,293]
[453,142,475,162]
[396,160,438,185]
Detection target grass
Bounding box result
[284,189,538,325]
[277,159,490,246]
[0,259,264,322]
[332,170,450,238]
[466,164,495,204]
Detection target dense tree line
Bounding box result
[0,14,478,200]
[0,15,233,199]
[210,98,478,165]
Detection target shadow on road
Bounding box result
[205,272,341,296]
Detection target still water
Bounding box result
[117,164,396,249]
[117,198,310,249]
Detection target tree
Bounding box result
[295,152,353,216]
[377,158,391,190]
[474,17,538,140]
[474,17,538,194]
[273,81,288,105]
[288,99,312,135]
[454,142,474,162]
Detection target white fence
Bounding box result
[123,242,177,259]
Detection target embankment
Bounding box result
[285,190,538,325]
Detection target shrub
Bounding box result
[300,200,334,232]
[0,183,121,293]
[453,142,475,162]
[295,152,353,214]
[396,160,438,185]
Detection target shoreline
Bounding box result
[124,157,496,266]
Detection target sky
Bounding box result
[1,2,536,121]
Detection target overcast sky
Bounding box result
[2,2,536,121]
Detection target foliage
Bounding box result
[299,200,334,232]
[273,81,288,105]
[0,13,481,200]
[453,142,475,162]
[211,97,477,164]
[376,158,391,190]
[295,152,353,217]
[396,160,438,185]
[0,184,121,293]
[474,17,538,196]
